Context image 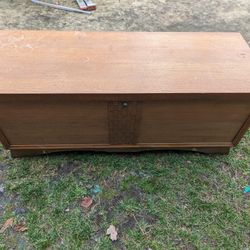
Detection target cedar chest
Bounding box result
[0,31,250,157]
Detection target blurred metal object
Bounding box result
[76,0,96,11]
[84,0,96,11]
[31,0,92,14]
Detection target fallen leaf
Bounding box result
[14,224,28,232]
[106,224,118,241]
[81,197,93,209]
[0,218,14,233]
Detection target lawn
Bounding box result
[0,131,249,249]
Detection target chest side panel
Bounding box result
[0,100,109,145]
[138,100,250,143]
[0,97,249,151]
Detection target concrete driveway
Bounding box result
[0,0,249,44]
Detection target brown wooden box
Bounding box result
[0,31,250,157]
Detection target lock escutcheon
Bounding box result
[122,101,128,107]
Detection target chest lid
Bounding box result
[0,30,250,94]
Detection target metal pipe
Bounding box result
[31,0,92,15]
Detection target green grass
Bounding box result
[0,132,250,249]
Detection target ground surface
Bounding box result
[0,0,250,44]
[0,0,250,249]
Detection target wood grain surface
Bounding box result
[0,31,249,156]
[0,100,108,145]
[139,100,249,143]
[0,31,250,94]
[0,96,248,155]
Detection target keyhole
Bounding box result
[122,102,128,107]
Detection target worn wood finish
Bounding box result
[0,31,249,157]
[1,31,250,94]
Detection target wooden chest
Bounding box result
[0,31,250,157]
